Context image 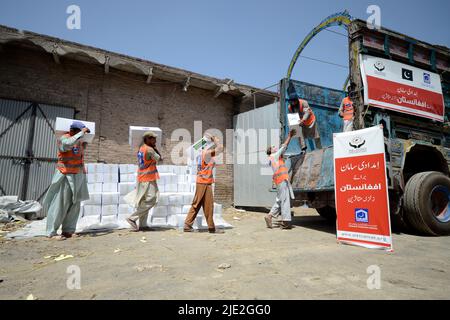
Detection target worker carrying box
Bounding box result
[287,93,321,152]
[43,120,93,240]
[129,126,162,150]
[55,117,95,143]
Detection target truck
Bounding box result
[280,17,450,236]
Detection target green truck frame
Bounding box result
[281,18,450,236]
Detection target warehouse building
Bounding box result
[0,25,278,208]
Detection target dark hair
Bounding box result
[266,146,272,156]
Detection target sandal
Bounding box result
[126,218,139,231]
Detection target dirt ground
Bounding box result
[0,207,449,300]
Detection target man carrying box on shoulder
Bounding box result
[184,134,224,234]
[44,121,90,240]
[265,129,296,230]
[126,131,162,231]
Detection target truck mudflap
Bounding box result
[290,146,334,192]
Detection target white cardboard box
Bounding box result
[103,164,119,175]
[103,173,119,183]
[214,203,223,216]
[287,113,300,127]
[82,192,102,205]
[87,183,103,193]
[287,113,302,138]
[120,173,136,183]
[182,192,194,205]
[152,206,168,217]
[167,214,178,227]
[182,205,191,214]
[119,204,134,215]
[177,175,188,184]
[100,215,119,225]
[129,126,162,150]
[102,192,119,205]
[176,214,187,228]
[159,173,175,185]
[102,205,118,216]
[119,196,128,204]
[167,206,182,215]
[86,163,104,174]
[151,216,167,227]
[119,164,137,174]
[166,184,177,192]
[168,194,183,206]
[158,193,170,206]
[119,182,135,195]
[169,175,178,184]
[177,183,190,193]
[77,215,101,228]
[102,183,118,192]
[87,173,103,183]
[83,204,102,216]
[55,117,96,143]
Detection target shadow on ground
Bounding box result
[291,215,336,234]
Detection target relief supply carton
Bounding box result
[102,192,119,205]
[129,126,162,150]
[102,183,118,192]
[55,117,95,143]
[102,204,118,216]
[87,183,103,193]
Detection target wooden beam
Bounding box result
[52,44,60,64]
[214,86,224,98]
[182,76,190,92]
[214,79,234,98]
[146,67,154,84]
[104,55,110,74]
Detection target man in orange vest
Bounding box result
[43,121,91,240]
[288,94,321,152]
[264,129,296,230]
[126,131,162,231]
[338,83,356,132]
[184,134,224,233]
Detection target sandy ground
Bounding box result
[0,207,449,300]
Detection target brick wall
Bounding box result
[0,45,244,206]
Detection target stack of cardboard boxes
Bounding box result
[77,163,230,232]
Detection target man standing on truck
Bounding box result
[126,131,162,231]
[44,121,90,240]
[264,129,296,230]
[288,94,321,152]
[184,134,224,234]
[338,82,356,132]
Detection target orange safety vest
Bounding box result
[269,156,289,186]
[196,150,216,185]
[56,133,85,174]
[137,145,160,182]
[341,97,354,121]
[288,98,316,127]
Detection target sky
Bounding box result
[0,0,449,90]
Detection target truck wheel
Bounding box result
[316,206,336,222]
[403,171,450,236]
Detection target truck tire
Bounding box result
[316,206,336,222]
[403,171,450,236]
